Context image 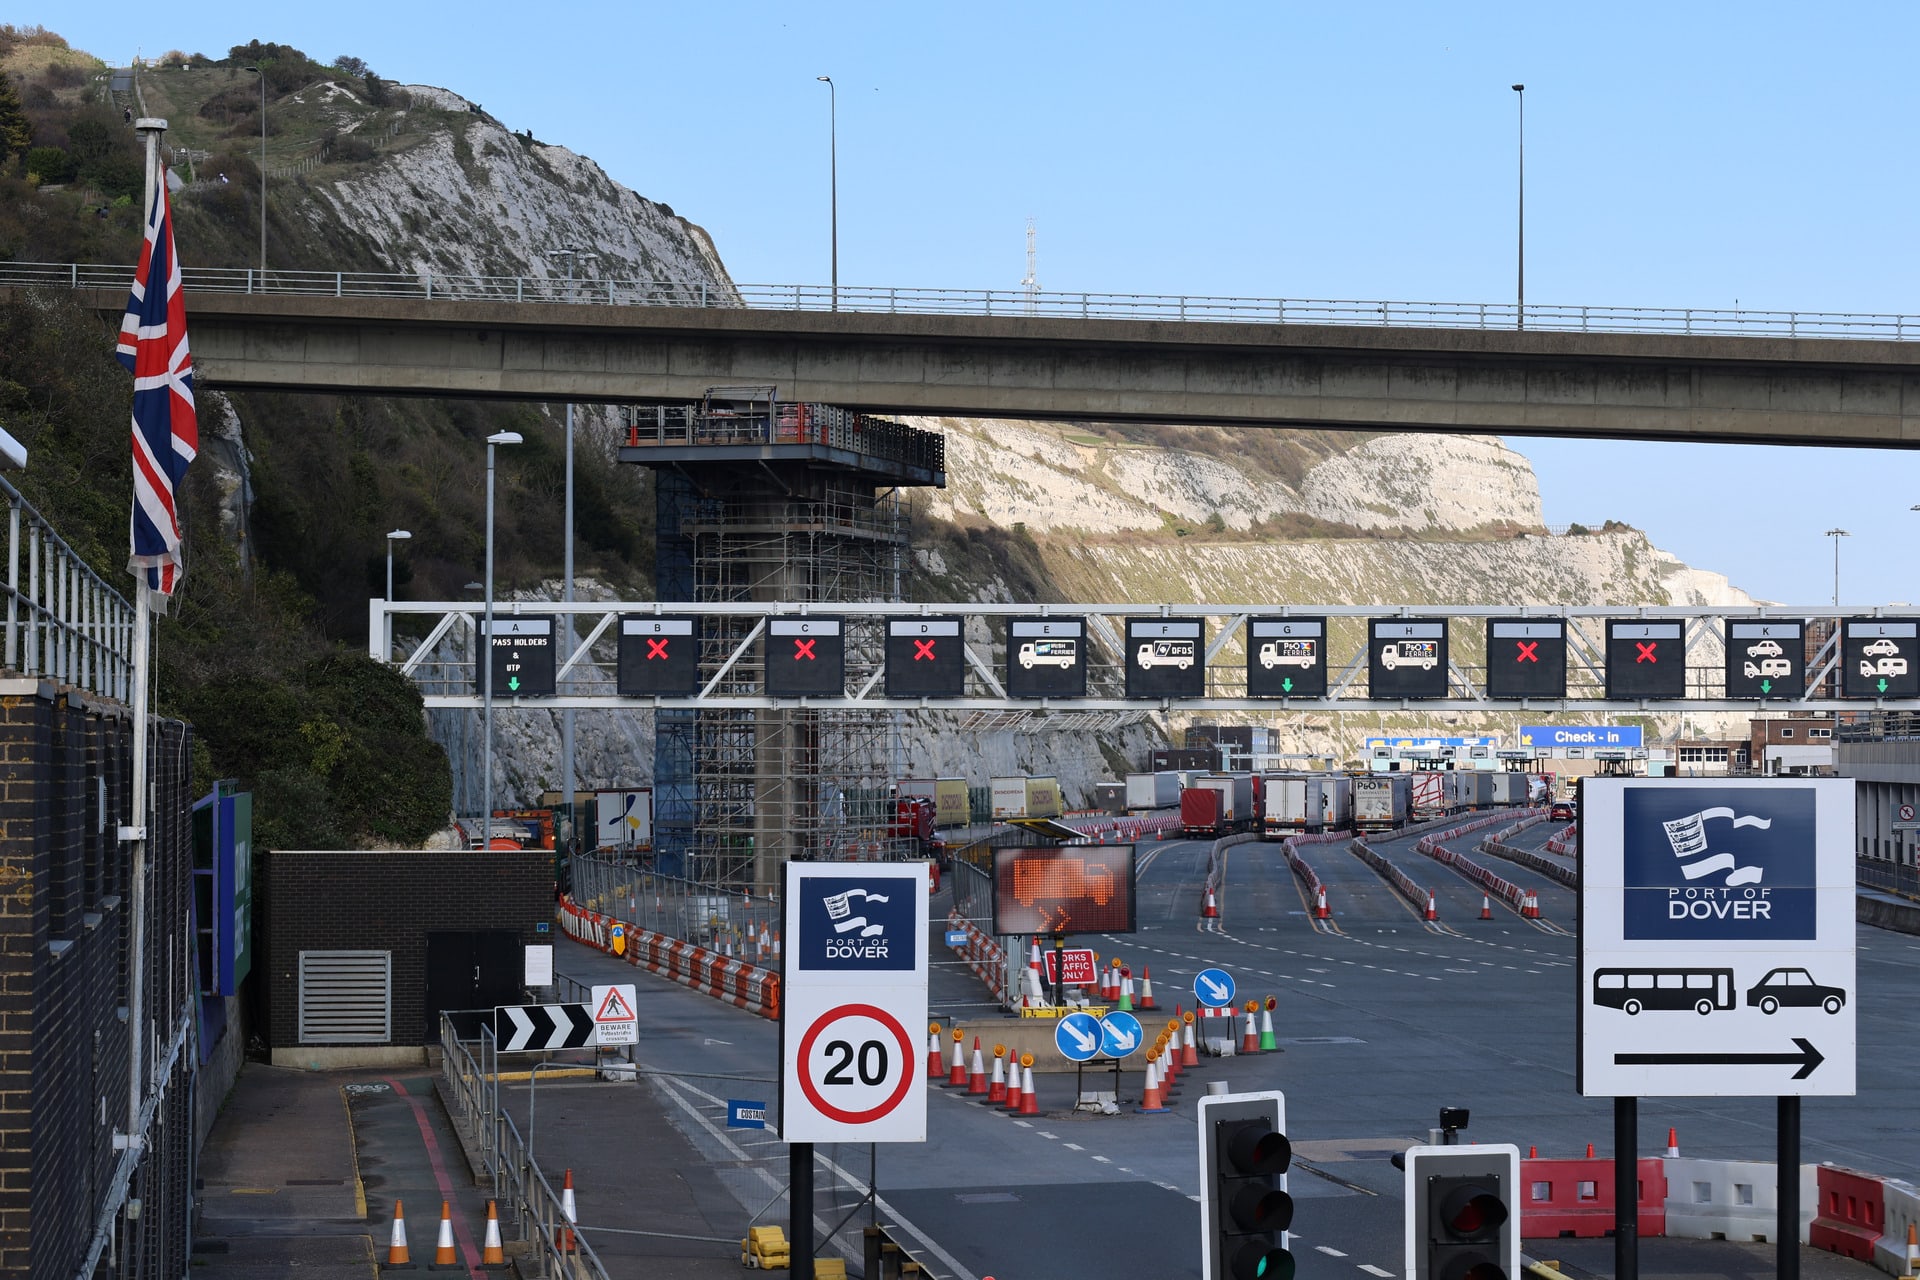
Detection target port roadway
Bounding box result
[540,818,1907,1280]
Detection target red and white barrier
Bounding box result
[558,897,780,1019]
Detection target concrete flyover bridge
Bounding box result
[13,261,1920,448]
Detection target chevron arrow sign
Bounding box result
[493,1002,597,1052]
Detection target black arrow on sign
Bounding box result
[1615,1037,1825,1080]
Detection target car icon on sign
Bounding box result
[1745,967,1845,1016]
[1745,639,1783,659]
[1863,638,1901,657]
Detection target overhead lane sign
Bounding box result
[1841,618,1919,699]
[1369,619,1448,700]
[480,615,556,697]
[1127,618,1204,699]
[1247,616,1328,698]
[1725,620,1804,701]
[1606,620,1685,700]
[766,617,845,697]
[618,615,699,696]
[1007,616,1087,698]
[885,616,965,698]
[1485,618,1566,700]
[1577,777,1855,1098]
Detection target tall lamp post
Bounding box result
[1826,527,1850,607]
[384,528,411,660]
[242,65,267,274]
[547,247,594,852]
[482,432,523,850]
[817,75,837,311]
[1512,83,1525,330]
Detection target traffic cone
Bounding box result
[1425,892,1438,922]
[1258,998,1276,1052]
[1181,1011,1198,1068]
[1118,969,1135,1012]
[1241,1006,1260,1055]
[1018,1059,1039,1115]
[1666,1127,1679,1158]
[1904,1222,1919,1277]
[967,1037,988,1095]
[1003,1056,1024,1112]
[1138,966,1157,1010]
[772,929,782,959]
[1585,1143,1595,1159]
[988,1047,1008,1103]
[948,1032,968,1087]
[434,1200,456,1266]
[1163,1021,1182,1083]
[1201,887,1219,919]
[1315,887,1330,919]
[557,1169,577,1253]
[927,1023,943,1081]
[1480,895,1492,921]
[387,1199,411,1267]
[482,1200,505,1266]
[1136,1058,1168,1114]
[1528,1145,1537,1159]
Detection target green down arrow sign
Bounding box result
[1281,677,1293,693]
[508,675,521,692]
[1880,677,1891,694]
[1759,678,1773,694]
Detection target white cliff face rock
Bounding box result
[1299,434,1543,531]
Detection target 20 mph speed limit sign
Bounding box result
[781,861,929,1143]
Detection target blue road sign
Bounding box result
[1519,724,1643,750]
[1099,1010,1144,1058]
[727,1099,768,1129]
[1194,968,1236,1008]
[944,930,968,947]
[1055,1011,1103,1062]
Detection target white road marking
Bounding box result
[1092,1155,1111,1163]
[1038,1131,1057,1139]
[1063,1142,1084,1151]
[1359,1265,1395,1276]
[1316,1245,1349,1257]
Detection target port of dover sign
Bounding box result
[780,861,929,1143]
[1578,778,1855,1098]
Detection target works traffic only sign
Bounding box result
[1577,778,1855,1098]
[1043,948,1098,986]
[781,861,929,1142]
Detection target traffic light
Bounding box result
[1197,1090,1294,1280]
[1403,1144,1520,1280]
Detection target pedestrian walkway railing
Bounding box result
[1857,857,1920,902]
[570,855,783,958]
[10,259,1920,341]
[0,474,135,702]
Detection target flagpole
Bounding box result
[119,116,166,1156]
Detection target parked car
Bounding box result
[1745,967,1846,1015]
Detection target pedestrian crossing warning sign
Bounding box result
[592,983,638,1045]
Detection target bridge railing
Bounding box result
[1,474,135,703]
[11,260,1920,341]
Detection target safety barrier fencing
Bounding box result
[570,854,783,958]
[1813,1164,1890,1261]
[1544,823,1578,856]
[1419,840,1525,913]
[558,896,779,1020]
[1477,839,1579,890]
[1523,1156,1667,1239]
[1874,1175,1920,1277]
[1856,857,1920,902]
[439,1017,882,1276]
[944,909,1011,1007]
[1661,1157,1815,1244]
[1058,811,1180,844]
[1348,838,1431,915]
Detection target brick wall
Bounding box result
[0,678,194,1277]
[260,849,550,1050]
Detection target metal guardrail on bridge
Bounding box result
[11,260,1920,341]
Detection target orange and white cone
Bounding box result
[1241,1006,1260,1055]
[1315,887,1330,919]
[1904,1222,1919,1277]
[387,1199,411,1267]
[1480,894,1492,921]
[1666,1127,1680,1158]
[1201,887,1219,919]
[1018,1060,1039,1116]
[1425,892,1438,922]
[1181,1011,1198,1068]
[482,1200,506,1266]
[988,1048,1007,1103]
[434,1200,456,1266]
[1003,1056,1024,1112]
[967,1037,988,1095]
[927,1024,943,1081]
[556,1169,577,1253]
[1136,1058,1168,1114]
[947,1032,968,1087]
[1138,966,1157,1010]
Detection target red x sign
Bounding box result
[645,638,670,660]
[793,638,817,661]
[1514,641,1539,663]
[1635,641,1658,664]
[912,639,937,661]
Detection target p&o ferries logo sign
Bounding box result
[1622,787,1815,941]
[796,878,916,972]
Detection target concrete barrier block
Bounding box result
[1872,1177,1920,1277]
[1662,1158,1816,1243]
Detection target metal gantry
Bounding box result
[375,600,1920,714]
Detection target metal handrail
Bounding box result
[9,260,1920,341]
[1,473,135,701]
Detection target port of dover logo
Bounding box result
[797,878,915,971]
[1622,788,1815,940]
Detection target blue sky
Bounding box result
[53,3,1920,605]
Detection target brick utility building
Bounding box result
[258,848,552,1063]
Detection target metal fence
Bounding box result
[13,259,1920,341]
[438,1017,886,1276]
[569,855,784,956]
[1857,857,1920,901]
[2,473,134,701]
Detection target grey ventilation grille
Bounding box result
[298,950,392,1043]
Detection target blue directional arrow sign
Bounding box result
[1194,967,1236,1009]
[1055,1011,1103,1063]
[1099,1010,1144,1059]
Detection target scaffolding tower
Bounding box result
[623,390,946,891]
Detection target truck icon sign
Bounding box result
[1258,639,1317,669]
[1017,639,1078,670]
[1135,639,1195,670]
[1379,640,1439,671]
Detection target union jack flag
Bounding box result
[117,173,198,610]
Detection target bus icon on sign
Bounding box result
[1592,967,1735,1016]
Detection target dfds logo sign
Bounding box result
[1622,787,1815,940]
[797,877,916,972]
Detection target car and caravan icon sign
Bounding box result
[797,877,916,971]
[1622,787,1816,941]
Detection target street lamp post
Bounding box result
[548,247,594,855]
[817,75,837,311]
[482,432,523,851]
[1827,527,1850,607]
[1512,83,1525,330]
[243,65,267,274]
[384,528,411,660]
